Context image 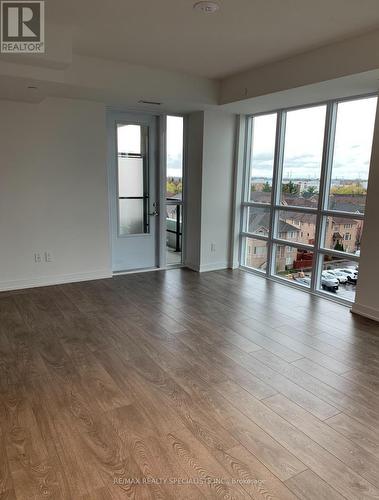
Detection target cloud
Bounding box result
[167,153,182,171]
[251,146,370,179]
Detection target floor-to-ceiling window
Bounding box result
[240,95,377,303]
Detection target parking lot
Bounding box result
[322,259,358,301]
[324,281,356,301]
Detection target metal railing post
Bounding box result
[176,204,181,252]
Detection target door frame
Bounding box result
[106,109,187,274]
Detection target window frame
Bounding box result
[239,93,377,305]
[164,114,186,268]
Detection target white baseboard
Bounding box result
[351,302,379,323]
[0,269,112,292]
[185,262,200,272]
[199,262,230,273]
[195,261,230,273]
[185,261,232,273]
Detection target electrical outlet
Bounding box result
[34,253,42,263]
[44,251,52,263]
[211,243,216,253]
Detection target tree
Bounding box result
[334,241,345,252]
[262,181,271,192]
[331,182,366,195]
[166,178,182,196]
[282,180,299,195]
[302,186,318,198]
[166,180,176,194]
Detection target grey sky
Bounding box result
[167,116,183,178]
[251,96,377,180]
[117,117,184,178]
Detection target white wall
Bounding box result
[185,110,236,272]
[200,111,236,271]
[352,100,379,321]
[0,97,111,290]
[184,112,204,270]
[221,28,379,105]
[0,99,237,290]
[0,54,219,111]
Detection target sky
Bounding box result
[167,116,183,178]
[118,99,377,183]
[117,116,184,178]
[251,96,378,181]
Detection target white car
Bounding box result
[339,268,358,283]
[321,271,339,292]
[325,269,348,284]
[295,276,311,287]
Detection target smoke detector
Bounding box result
[193,1,220,14]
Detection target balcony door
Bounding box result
[108,112,159,272]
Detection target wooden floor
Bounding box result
[1,269,379,499]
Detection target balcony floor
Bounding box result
[0,268,379,499]
[166,247,182,265]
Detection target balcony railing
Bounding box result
[166,198,182,252]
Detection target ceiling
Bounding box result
[220,70,379,114]
[46,0,379,79]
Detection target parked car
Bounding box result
[321,271,339,292]
[325,269,348,284]
[295,276,311,287]
[339,268,358,283]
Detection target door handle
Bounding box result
[149,201,159,216]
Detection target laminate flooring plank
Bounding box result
[264,393,379,489]
[249,349,379,430]
[165,367,307,483]
[325,412,379,458]
[284,470,346,500]
[215,379,379,500]
[1,268,379,500]
[217,344,339,420]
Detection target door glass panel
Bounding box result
[281,105,326,208]
[118,157,144,198]
[275,210,317,245]
[249,113,277,203]
[272,244,313,287]
[322,216,364,255]
[328,97,377,214]
[119,199,144,236]
[116,123,148,235]
[318,254,358,301]
[117,124,142,154]
[244,237,268,272]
